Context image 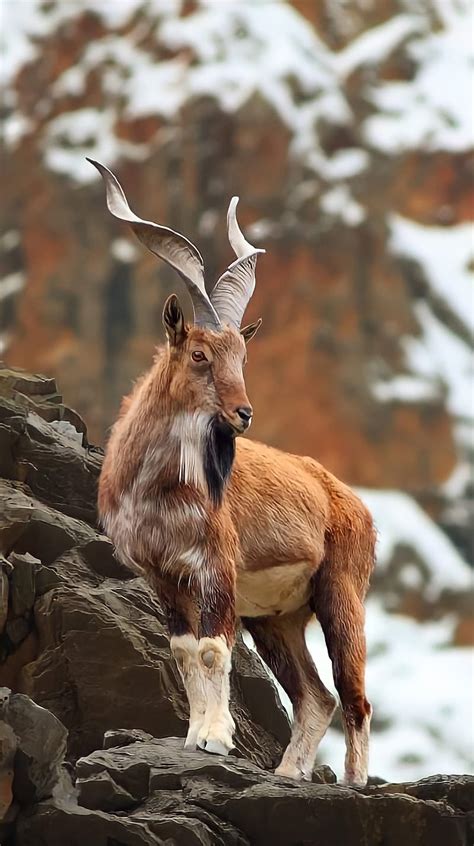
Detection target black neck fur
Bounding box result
[204,417,236,506]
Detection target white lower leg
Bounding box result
[170,634,206,749]
[197,635,235,755]
[342,708,371,786]
[275,689,336,780]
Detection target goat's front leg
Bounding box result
[196,564,236,756]
[153,578,207,749]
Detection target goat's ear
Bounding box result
[163,294,187,345]
[240,318,262,343]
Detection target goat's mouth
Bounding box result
[216,412,249,436]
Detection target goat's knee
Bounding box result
[196,635,234,755]
[198,635,231,673]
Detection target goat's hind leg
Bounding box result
[243,607,336,780]
[312,571,372,786]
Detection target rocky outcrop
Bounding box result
[6,723,473,846]
[0,364,101,526]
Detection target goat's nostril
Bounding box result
[236,406,253,423]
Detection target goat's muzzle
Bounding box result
[219,405,253,435]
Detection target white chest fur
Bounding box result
[235,560,315,618]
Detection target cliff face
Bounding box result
[1,0,472,513]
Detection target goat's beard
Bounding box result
[204,415,236,507]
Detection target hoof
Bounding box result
[184,721,204,751]
[274,762,305,781]
[197,737,231,756]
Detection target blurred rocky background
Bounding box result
[0,0,472,785]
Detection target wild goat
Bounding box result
[90,158,376,786]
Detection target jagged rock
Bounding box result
[77,770,137,812]
[0,479,98,563]
[0,367,87,440]
[0,373,100,526]
[5,618,29,647]
[103,729,154,749]
[1,690,67,804]
[0,632,38,691]
[14,737,472,846]
[76,737,335,794]
[0,695,17,827]
[9,552,37,617]
[0,563,9,631]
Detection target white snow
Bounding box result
[88,0,180,29]
[368,486,472,592]
[334,13,425,79]
[158,0,352,179]
[44,108,148,183]
[364,1,473,153]
[317,148,369,180]
[4,0,472,179]
[111,238,138,263]
[53,66,87,98]
[405,302,474,429]
[373,216,473,450]
[2,113,33,148]
[3,0,362,194]
[442,462,472,500]
[127,59,187,120]
[0,231,20,251]
[0,332,11,355]
[320,184,366,226]
[0,272,25,302]
[356,488,472,598]
[372,374,441,404]
[390,216,474,333]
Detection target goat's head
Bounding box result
[89,159,264,436]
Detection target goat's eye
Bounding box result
[191,350,207,363]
